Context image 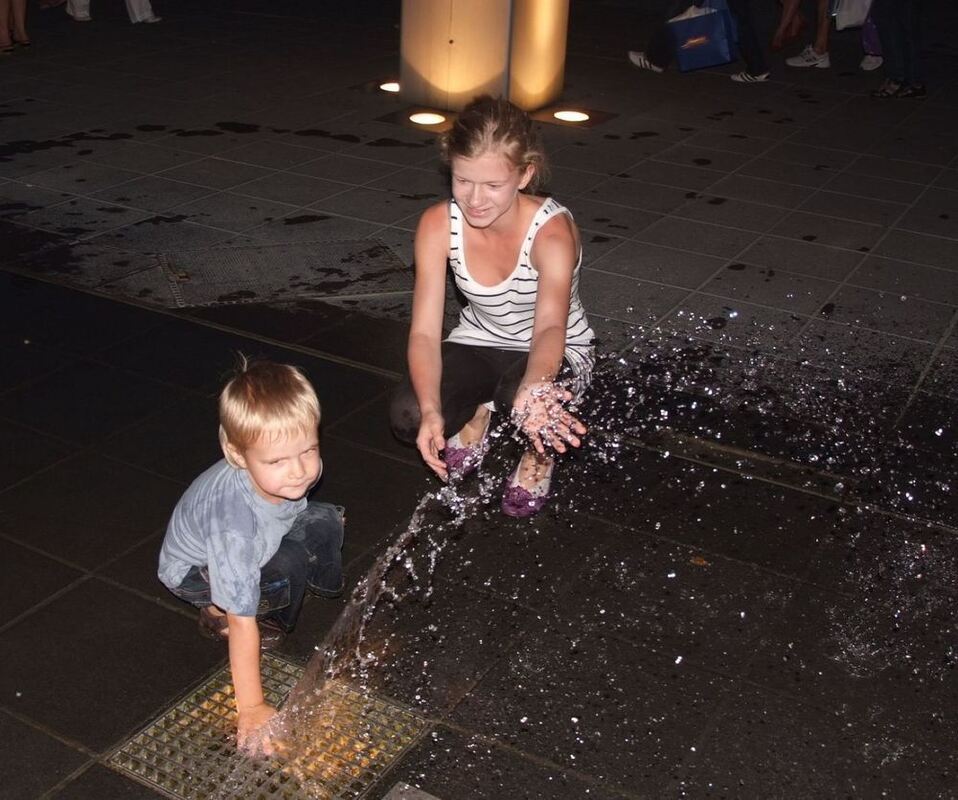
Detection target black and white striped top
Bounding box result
[445,197,595,396]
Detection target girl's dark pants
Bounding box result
[390,342,529,443]
[170,501,344,632]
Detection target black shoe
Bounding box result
[872,79,902,98]
[896,83,926,99]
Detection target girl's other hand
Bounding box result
[416,409,448,481]
[512,381,587,455]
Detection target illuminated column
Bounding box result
[399,0,570,112]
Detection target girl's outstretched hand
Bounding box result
[416,409,448,481]
[512,381,587,455]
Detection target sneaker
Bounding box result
[860,54,883,71]
[627,51,664,74]
[786,45,830,69]
[140,14,161,23]
[501,456,554,518]
[731,71,770,83]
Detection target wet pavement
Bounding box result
[2,0,958,797]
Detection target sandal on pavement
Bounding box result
[872,79,902,98]
[444,415,491,481]
[501,456,554,518]
[198,605,228,641]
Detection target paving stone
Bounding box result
[450,623,730,795]
[0,715,88,798]
[636,216,759,258]
[739,235,864,281]
[700,261,838,315]
[0,580,223,751]
[770,210,885,251]
[155,156,275,190]
[819,284,954,342]
[588,239,725,288]
[90,175,215,213]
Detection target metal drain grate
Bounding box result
[108,654,429,799]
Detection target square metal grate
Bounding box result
[108,654,429,799]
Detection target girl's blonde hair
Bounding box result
[218,355,320,466]
[439,95,549,193]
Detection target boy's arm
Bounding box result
[228,613,277,754]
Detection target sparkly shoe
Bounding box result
[501,457,554,518]
[444,417,491,481]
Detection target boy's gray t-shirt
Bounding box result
[158,459,307,616]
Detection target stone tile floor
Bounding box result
[1,0,957,797]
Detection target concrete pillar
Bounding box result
[399,0,570,112]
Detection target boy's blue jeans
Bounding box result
[169,501,345,632]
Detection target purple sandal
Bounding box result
[501,457,554,518]
[444,417,491,481]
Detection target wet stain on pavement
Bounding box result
[284,214,331,225]
[216,121,260,134]
[366,137,430,149]
[171,129,224,138]
[294,129,361,143]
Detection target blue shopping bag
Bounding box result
[669,1,738,72]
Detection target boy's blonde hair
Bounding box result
[219,356,321,467]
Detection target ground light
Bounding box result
[409,111,446,126]
[553,109,590,123]
[379,81,400,93]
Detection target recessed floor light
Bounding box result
[409,112,447,125]
[380,81,400,93]
[553,110,590,123]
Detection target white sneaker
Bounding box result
[66,9,91,20]
[627,50,664,74]
[860,54,883,71]
[786,45,830,68]
[731,71,770,83]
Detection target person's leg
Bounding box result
[285,501,345,599]
[772,0,803,50]
[10,0,27,44]
[390,341,507,444]
[727,0,769,76]
[257,538,307,633]
[899,0,924,87]
[0,0,13,50]
[873,0,905,85]
[813,0,830,54]
[630,0,692,71]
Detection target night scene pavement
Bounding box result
[2,1,958,797]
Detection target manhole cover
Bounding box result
[108,653,429,799]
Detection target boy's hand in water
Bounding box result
[512,381,587,455]
[416,409,448,481]
[236,702,278,756]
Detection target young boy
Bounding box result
[158,358,344,753]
